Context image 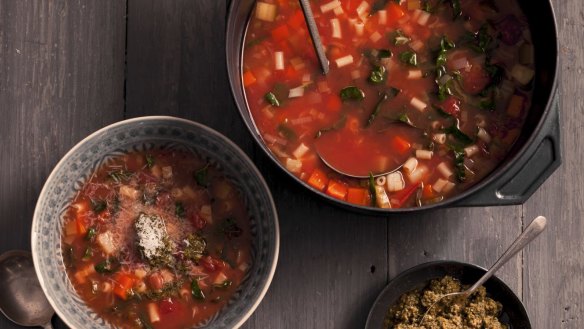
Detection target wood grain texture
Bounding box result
[0,0,126,328]
[522,1,584,328]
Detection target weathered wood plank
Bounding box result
[522,1,584,328]
[0,0,126,328]
[125,1,389,328]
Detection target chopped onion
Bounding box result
[370,31,382,43]
[292,143,309,159]
[433,133,446,144]
[255,2,277,22]
[437,162,453,178]
[331,18,342,39]
[378,10,387,25]
[416,10,431,25]
[288,85,305,98]
[274,51,284,71]
[511,64,535,85]
[286,158,302,173]
[450,57,469,70]
[410,97,427,112]
[335,55,354,68]
[320,0,341,13]
[356,1,370,18]
[333,5,344,16]
[407,69,423,79]
[403,157,418,174]
[464,145,479,157]
[477,127,491,143]
[386,172,405,192]
[264,133,287,146]
[416,150,433,160]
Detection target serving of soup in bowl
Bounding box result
[235,0,547,210]
[32,117,279,329]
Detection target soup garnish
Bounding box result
[62,149,251,329]
[242,0,534,208]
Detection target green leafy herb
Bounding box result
[86,227,97,241]
[340,86,365,101]
[466,24,493,53]
[194,164,209,187]
[145,154,155,168]
[448,0,462,20]
[175,202,185,218]
[264,92,281,107]
[438,79,454,101]
[399,51,418,66]
[183,234,206,262]
[452,148,466,182]
[191,280,206,300]
[392,30,411,45]
[368,66,387,84]
[369,173,376,207]
[398,113,414,126]
[444,125,473,146]
[479,99,496,111]
[82,247,93,260]
[90,199,107,214]
[277,123,297,140]
[213,280,233,289]
[95,258,119,274]
[108,169,133,183]
[315,115,347,138]
[435,36,455,81]
[219,218,243,239]
[377,49,393,58]
[366,88,400,127]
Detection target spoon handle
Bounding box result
[298,0,329,75]
[467,216,547,294]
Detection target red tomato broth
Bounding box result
[61,149,252,329]
[243,0,535,208]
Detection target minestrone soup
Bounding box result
[242,0,534,208]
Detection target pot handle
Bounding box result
[454,95,562,207]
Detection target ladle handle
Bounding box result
[467,216,547,294]
[298,0,329,75]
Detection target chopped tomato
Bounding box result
[325,94,342,112]
[461,65,491,95]
[287,10,305,29]
[113,273,136,300]
[200,256,224,272]
[438,97,461,117]
[190,212,207,230]
[148,273,164,291]
[271,24,290,42]
[387,3,405,23]
[242,71,256,87]
[390,136,411,155]
[391,182,421,207]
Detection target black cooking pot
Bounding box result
[226,0,561,214]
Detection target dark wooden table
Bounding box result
[1,1,582,328]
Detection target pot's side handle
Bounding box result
[455,95,562,207]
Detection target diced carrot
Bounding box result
[391,136,411,155]
[422,183,434,199]
[75,215,87,235]
[391,182,421,207]
[507,94,525,118]
[287,10,305,29]
[307,168,329,191]
[387,3,405,23]
[113,273,136,300]
[243,71,257,87]
[325,94,342,112]
[326,180,348,200]
[347,187,369,205]
[271,24,290,42]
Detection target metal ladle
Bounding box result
[299,0,329,74]
[0,250,54,329]
[419,216,547,325]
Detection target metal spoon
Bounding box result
[419,216,547,325]
[0,250,54,329]
[298,0,329,74]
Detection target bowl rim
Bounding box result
[31,115,280,329]
[364,260,531,329]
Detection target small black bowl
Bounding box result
[365,261,531,329]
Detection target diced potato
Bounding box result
[119,185,139,200]
[286,158,302,173]
[256,2,277,22]
[200,205,213,224]
[162,166,173,179]
[213,272,228,285]
[150,165,162,178]
[134,268,148,279]
[511,64,535,85]
[96,231,117,255]
[74,264,96,284]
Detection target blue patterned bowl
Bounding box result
[31,116,279,328]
